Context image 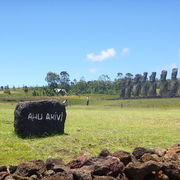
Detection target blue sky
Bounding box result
[0,0,180,87]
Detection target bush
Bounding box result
[4,89,11,95]
[32,90,38,96]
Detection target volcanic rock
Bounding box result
[14,159,45,177]
[124,160,162,180]
[112,150,132,166]
[98,149,111,157]
[132,147,155,159]
[14,100,66,137]
[92,156,124,177]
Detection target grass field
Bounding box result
[0,96,180,165]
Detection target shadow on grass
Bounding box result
[14,131,70,139]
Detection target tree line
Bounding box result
[43,71,121,96]
[1,70,180,97]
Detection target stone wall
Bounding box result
[0,144,179,180]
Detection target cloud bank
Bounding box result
[87,48,116,62]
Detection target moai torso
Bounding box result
[140,72,148,97]
[132,74,141,97]
[160,70,168,97]
[125,78,132,98]
[148,72,157,97]
[120,79,126,98]
[169,68,178,97]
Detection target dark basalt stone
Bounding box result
[14,100,66,137]
[132,74,141,97]
[125,78,132,98]
[132,147,155,159]
[169,68,178,97]
[160,70,168,97]
[148,72,157,97]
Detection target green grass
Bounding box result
[0,96,180,165]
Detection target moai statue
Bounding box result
[119,79,126,98]
[125,78,132,98]
[169,68,178,97]
[148,72,157,97]
[159,70,168,97]
[132,74,141,97]
[140,72,148,97]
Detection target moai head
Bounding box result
[150,72,156,82]
[160,70,167,81]
[171,68,178,80]
[142,72,148,83]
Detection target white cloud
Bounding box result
[87,48,116,62]
[120,48,130,56]
[88,67,101,73]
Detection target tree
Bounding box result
[113,73,123,94]
[23,86,28,93]
[59,71,70,91]
[4,85,10,94]
[75,79,87,94]
[32,90,37,96]
[70,79,77,86]
[45,72,60,88]
[125,73,133,79]
[97,75,112,94]
[117,72,123,79]
[98,74,111,81]
[4,89,11,94]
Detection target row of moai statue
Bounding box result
[120,68,178,98]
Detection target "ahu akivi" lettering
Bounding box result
[28,112,63,121]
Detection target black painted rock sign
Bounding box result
[14,100,66,137]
